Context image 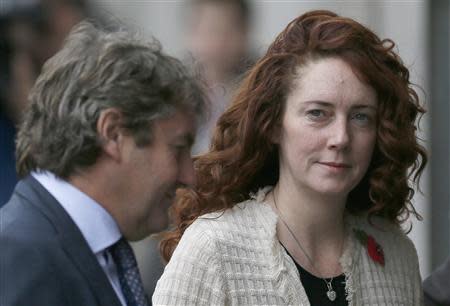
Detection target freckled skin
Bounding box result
[277,57,378,198]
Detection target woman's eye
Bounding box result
[306,109,327,121]
[354,113,368,120]
[352,113,373,126]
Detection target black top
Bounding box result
[283,246,349,306]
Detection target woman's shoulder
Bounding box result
[348,214,418,258]
[346,216,422,304]
[185,186,277,241]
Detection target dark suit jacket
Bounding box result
[0,113,17,206]
[424,257,450,306]
[0,176,123,306]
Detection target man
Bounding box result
[137,0,255,296]
[0,21,205,306]
[424,257,450,306]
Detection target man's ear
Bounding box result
[97,108,124,162]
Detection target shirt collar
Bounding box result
[32,171,121,254]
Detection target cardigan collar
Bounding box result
[249,186,364,305]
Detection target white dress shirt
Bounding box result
[32,171,127,306]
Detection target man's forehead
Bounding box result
[156,110,197,141]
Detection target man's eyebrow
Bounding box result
[174,133,195,146]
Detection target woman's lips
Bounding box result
[317,161,351,169]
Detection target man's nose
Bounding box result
[178,156,196,188]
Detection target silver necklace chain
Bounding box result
[272,190,340,302]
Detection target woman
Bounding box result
[153,10,426,305]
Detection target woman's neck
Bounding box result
[270,183,347,277]
[274,183,346,236]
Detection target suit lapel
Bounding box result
[16,176,123,306]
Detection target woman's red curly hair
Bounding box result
[161,10,427,261]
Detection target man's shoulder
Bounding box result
[0,179,67,271]
[0,211,99,306]
[0,188,115,306]
[1,195,65,283]
[2,188,56,234]
[1,202,61,266]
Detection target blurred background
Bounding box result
[1,0,448,299]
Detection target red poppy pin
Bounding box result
[353,229,385,266]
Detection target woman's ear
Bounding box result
[96,108,124,162]
[270,121,281,144]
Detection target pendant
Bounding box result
[326,289,337,301]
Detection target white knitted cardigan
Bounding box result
[153,187,423,305]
